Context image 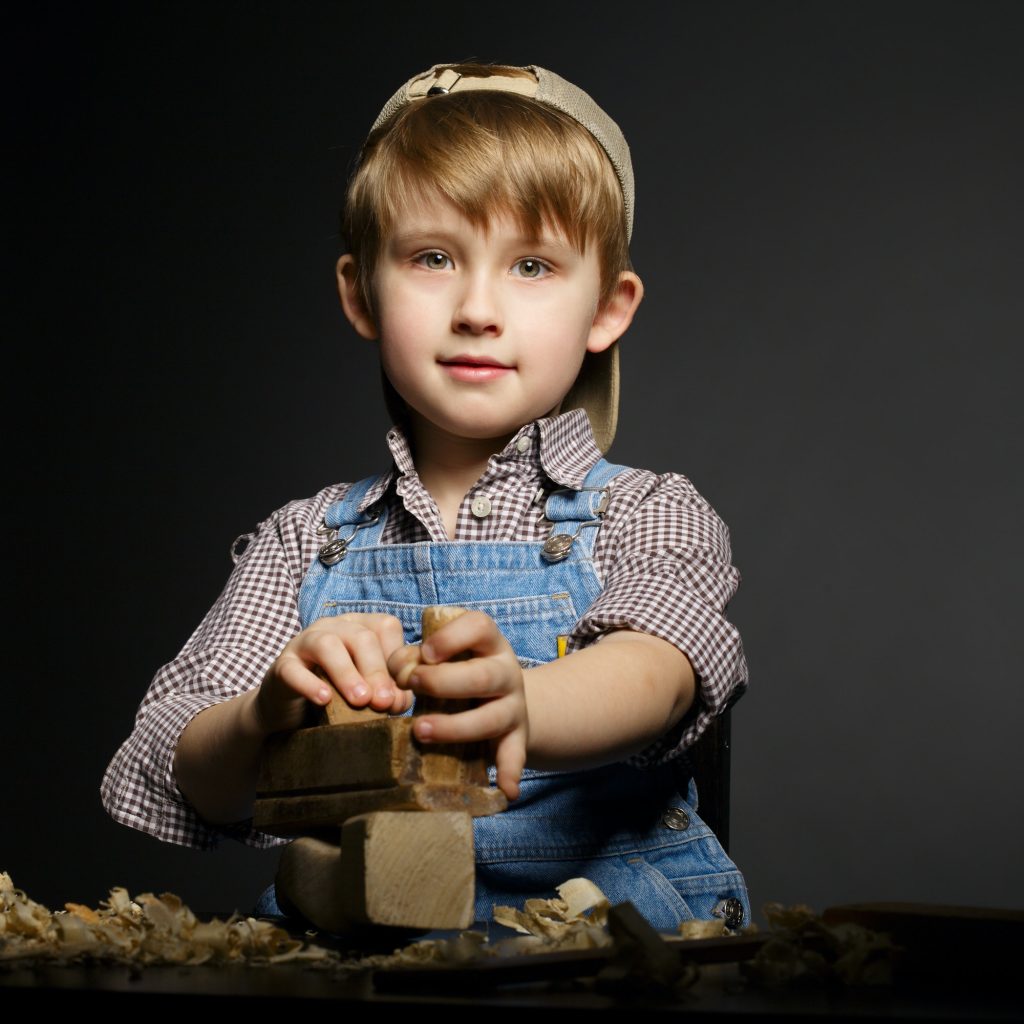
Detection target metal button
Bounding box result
[541,534,573,563]
[471,496,492,518]
[661,807,690,831]
[318,539,347,566]
[713,897,744,930]
[516,435,531,453]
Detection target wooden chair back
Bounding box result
[685,708,732,852]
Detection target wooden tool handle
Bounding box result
[416,605,470,717]
[422,605,468,638]
[415,605,488,785]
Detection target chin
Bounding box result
[415,406,531,440]
[451,420,524,442]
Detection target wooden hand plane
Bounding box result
[254,605,506,932]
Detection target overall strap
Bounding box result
[324,476,380,528]
[540,458,628,563]
[316,475,388,567]
[582,458,630,489]
[544,458,628,522]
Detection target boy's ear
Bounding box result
[587,271,644,354]
[336,254,378,340]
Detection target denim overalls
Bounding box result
[258,459,749,932]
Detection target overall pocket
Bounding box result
[629,790,751,929]
[319,592,580,665]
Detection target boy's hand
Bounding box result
[256,613,412,735]
[388,611,528,802]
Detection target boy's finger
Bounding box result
[404,658,513,699]
[411,699,521,745]
[340,627,405,708]
[387,644,423,688]
[494,732,528,802]
[274,656,334,707]
[420,610,507,663]
[358,613,407,660]
[303,629,379,707]
[387,689,415,715]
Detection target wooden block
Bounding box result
[258,719,402,796]
[274,812,475,933]
[258,718,418,795]
[254,781,506,836]
[341,810,475,929]
[256,717,491,798]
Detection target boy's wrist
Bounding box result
[241,687,278,742]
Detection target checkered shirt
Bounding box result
[101,409,748,850]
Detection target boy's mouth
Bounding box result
[438,354,514,382]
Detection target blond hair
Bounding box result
[341,66,631,311]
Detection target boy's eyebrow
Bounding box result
[388,226,578,254]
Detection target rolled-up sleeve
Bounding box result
[100,490,338,849]
[573,469,748,761]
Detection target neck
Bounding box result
[408,414,517,538]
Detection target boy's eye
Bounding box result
[512,258,550,279]
[416,251,452,271]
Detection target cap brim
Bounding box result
[561,344,618,453]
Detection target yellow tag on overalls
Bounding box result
[557,635,568,658]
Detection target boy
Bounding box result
[102,62,750,932]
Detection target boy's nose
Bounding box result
[452,273,503,336]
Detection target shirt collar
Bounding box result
[535,409,605,489]
[358,408,603,514]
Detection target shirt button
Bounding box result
[471,496,492,518]
[661,807,690,831]
[516,435,531,453]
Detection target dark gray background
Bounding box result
[6,1,1022,922]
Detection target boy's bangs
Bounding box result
[345,93,628,304]
[383,100,617,253]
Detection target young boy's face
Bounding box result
[339,190,637,449]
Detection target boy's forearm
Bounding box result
[523,631,696,771]
[172,689,269,826]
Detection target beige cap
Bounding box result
[368,63,634,452]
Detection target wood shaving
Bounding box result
[742,901,896,988]
[365,877,614,969]
[491,877,610,941]
[677,918,728,939]
[2,871,614,973]
[3,869,758,982]
[0,872,341,968]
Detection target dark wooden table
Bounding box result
[3,940,1021,1019]
[4,902,1021,1020]
[2,959,1021,1020]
